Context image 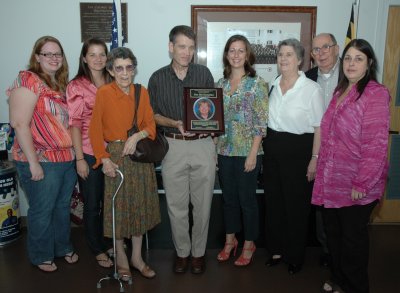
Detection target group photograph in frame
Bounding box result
[183,87,225,134]
[191,5,317,86]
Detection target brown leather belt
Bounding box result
[164,132,208,141]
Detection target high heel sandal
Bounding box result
[217,238,238,262]
[234,243,256,267]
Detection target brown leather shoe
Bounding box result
[174,256,188,273]
[191,256,205,274]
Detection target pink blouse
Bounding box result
[66,77,99,156]
[312,80,390,208]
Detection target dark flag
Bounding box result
[345,5,356,46]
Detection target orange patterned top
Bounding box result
[7,71,74,162]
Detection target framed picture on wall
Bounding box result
[191,5,317,84]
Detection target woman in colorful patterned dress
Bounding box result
[215,35,269,266]
[8,36,78,272]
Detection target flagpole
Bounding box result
[115,0,123,47]
[110,0,123,49]
[354,0,360,38]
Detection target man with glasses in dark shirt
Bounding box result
[306,33,340,268]
[148,25,215,275]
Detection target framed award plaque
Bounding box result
[183,87,225,134]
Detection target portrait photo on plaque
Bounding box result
[183,87,225,134]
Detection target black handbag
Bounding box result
[127,84,169,163]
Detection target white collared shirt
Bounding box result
[268,71,324,134]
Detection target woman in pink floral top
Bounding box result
[66,38,112,268]
[8,36,78,272]
[312,39,390,293]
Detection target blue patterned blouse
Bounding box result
[216,75,269,157]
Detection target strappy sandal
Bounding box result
[96,253,113,268]
[64,251,79,264]
[37,261,58,272]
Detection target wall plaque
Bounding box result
[183,87,225,134]
[80,2,128,42]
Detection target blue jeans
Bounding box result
[16,161,77,265]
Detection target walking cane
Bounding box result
[97,169,132,292]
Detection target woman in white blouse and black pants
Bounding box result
[263,38,324,274]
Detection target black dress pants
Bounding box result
[263,128,313,265]
[322,200,377,293]
[80,154,111,255]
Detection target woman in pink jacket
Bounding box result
[312,39,390,293]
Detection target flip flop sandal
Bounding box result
[37,261,58,272]
[321,281,345,293]
[64,251,79,264]
[96,255,113,268]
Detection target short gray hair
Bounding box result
[277,38,305,68]
[106,47,137,71]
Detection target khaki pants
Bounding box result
[161,136,216,257]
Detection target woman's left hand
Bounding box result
[351,189,366,201]
[244,153,257,172]
[307,158,317,182]
[122,134,139,156]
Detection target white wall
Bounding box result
[0,0,399,215]
[3,0,398,123]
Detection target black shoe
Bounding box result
[319,253,331,267]
[174,256,188,273]
[265,256,282,267]
[288,263,302,275]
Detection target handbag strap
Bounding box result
[132,83,142,128]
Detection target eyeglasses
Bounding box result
[311,44,336,55]
[39,52,63,59]
[343,56,366,64]
[113,65,135,73]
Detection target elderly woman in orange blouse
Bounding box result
[89,47,160,280]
